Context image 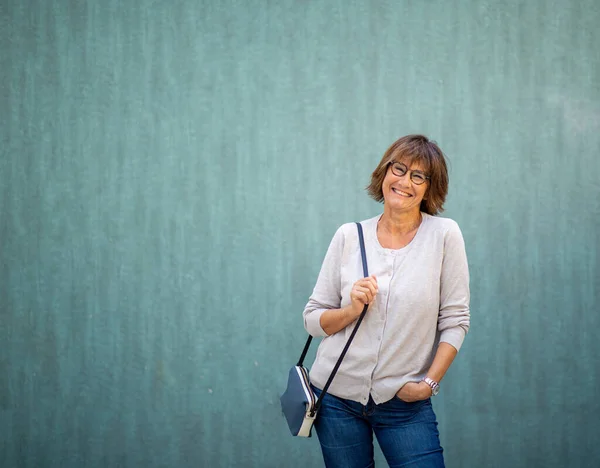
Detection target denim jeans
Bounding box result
[312,386,445,468]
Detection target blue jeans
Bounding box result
[312,386,445,468]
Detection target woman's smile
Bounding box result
[391,187,412,197]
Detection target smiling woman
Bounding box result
[302,134,470,468]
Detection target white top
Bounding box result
[303,213,470,405]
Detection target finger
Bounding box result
[360,275,377,284]
[356,278,378,293]
[364,280,378,297]
[351,290,369,304]
[353,286,373,303]
[357,281,377,300]
[363,276,378,292]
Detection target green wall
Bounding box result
[2,1,599,467]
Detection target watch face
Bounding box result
[432,386,440,396]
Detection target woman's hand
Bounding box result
[349,275,378,317]
[319,275,378,336]
[395,381,432,402]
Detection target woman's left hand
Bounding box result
[395,381,432,402]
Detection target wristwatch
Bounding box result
[422,377,440,396]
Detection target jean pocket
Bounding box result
[378,396,429,424]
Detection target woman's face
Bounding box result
[381,160,429,214]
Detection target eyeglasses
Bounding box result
[389,162,430,185]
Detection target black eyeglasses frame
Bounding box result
[388,162,431,185]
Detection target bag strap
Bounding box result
[299,222,369,417]
[296,334,313,367]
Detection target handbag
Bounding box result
[280,222,370,437]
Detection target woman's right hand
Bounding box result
[319,275,379,336]
[349,275,378,317]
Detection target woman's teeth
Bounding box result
[392,188,411,197]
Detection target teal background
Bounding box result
[2,1,599,467]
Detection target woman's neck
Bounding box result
[378,208,423,236]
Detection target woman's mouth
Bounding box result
[392,188,412,197]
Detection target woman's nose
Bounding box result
[398,171,412,184]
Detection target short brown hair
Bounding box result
[366,135,449,215]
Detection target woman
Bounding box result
[303,135,470,468]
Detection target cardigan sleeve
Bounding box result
[437,220,471,351]
[302,225,346,337]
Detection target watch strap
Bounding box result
[422,377,440,396]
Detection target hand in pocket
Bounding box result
[396,381,432,402]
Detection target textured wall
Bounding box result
[1,1,599,467]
